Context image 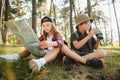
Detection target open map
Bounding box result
[4,20,44,57]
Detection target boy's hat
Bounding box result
[75,14,93,28]
[41,16,53,24]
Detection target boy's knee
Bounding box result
[100,49,106,56]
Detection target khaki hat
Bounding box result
[75,14,93,28]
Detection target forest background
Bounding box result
[0,0,120,46]
[0,0,120,80]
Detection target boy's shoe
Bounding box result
[62,56,76,64]
[62,56,70,64]
[29,59,43,73]
[62,56,65,64]
[86,59,104,69]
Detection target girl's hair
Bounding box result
[42,22,62,40]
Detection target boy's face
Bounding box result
[79,21,91,31]
[85,21,91,31]
[42,22,52,33]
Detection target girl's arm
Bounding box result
[40,41,58,49]
[39,34,63,49]
[55,34,63,47]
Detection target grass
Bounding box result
[0,45,120,80]
[0,44,24,54]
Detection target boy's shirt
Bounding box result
[70,30,96,53]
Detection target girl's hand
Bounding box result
[40,41,51,49]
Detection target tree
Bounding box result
[69,0,73,33]
[32,0,37,34]
[112,0,120,46]
[108,0,113,46]
[87,0,91,17]
[1,0,9,44]
[50,0,56,25]
[60,0,70,41]
[87,0,92,32]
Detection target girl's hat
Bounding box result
[75,14,93,29]
[41,16,53,24]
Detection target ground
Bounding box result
[0,45,120,80]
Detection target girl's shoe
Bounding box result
[29,59,43,73]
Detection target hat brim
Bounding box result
[76,18,93,29]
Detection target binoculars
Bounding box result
[96,32,103,40]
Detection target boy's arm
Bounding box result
[72,35,92,49]
[93,39,101,50]
[72,29,98,49]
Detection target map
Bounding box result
[4,20,45,57]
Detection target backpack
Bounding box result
[64,40,68,46]
[74,31,93,52]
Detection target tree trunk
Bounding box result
[87,0,93,31]
[73,1,77,18]
[108,0,113,46]
[112,0,120,46]
[0,0,2,17]
[87,0,91,17]
[32,0,37,34]
[53,1,56,25]
[69,0,73,33]
[49,0,52,17]
[104,24,108,45]
[1,0,9,45]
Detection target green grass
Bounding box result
[0,45,120,80]
[0,45,24,54]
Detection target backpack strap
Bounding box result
[88,38,93,52]
[74,31,79,40]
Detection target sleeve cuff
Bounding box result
[54,41,63,48]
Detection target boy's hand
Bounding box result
[96,32,103,40]
[89,28,99,37]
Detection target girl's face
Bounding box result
[42,22,52,33]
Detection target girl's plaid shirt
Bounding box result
[39,34,63,48]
